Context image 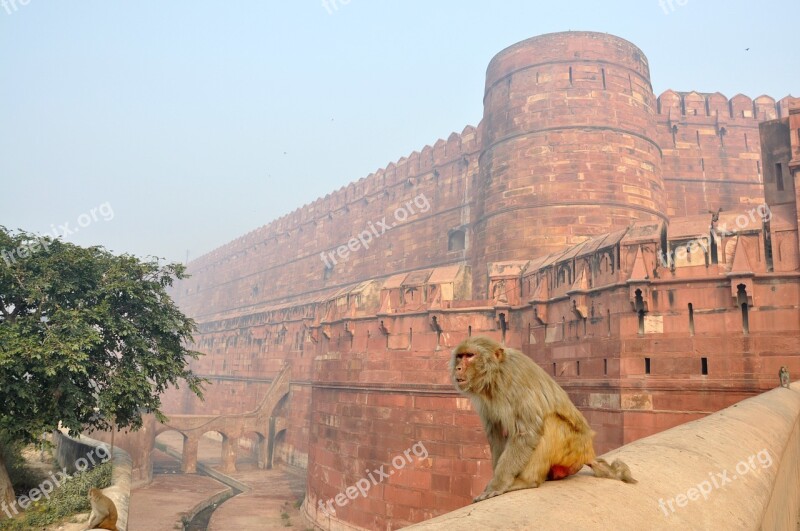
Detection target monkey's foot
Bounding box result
[473,490,504,503]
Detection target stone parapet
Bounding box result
[408,382,800,530]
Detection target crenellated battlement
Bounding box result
[186,124,480,275]
[656,90,795,121]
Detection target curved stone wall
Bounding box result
[54,431,132,530]
[474,31,666,291]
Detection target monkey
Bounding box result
[779,366,791,389]
[451,336,636,502]
[85,487,118,530]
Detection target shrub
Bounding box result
[0,461,112,530]
[0,439,48,495]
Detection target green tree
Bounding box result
[0,227,205,510]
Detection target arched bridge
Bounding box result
[154,363,291,473]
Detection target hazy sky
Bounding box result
[1,1,797,263]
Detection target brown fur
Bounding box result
[451,336,636,502]
[85,487,117,530]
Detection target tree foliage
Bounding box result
[0,227,206,442]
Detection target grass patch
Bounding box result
[0,461,112,530]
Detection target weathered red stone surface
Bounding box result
[151,31,799,529]
[128,460,229,531]
[473,32,667,292]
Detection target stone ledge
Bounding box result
[408,381,800,530]
[54,431,132,531]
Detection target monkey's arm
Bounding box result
[85,508,106,529]
[477,423,539,501]
[483,419,506,468]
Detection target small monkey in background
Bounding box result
[85,487,117,530]
[451,336,636,502]
[779,366,790,389]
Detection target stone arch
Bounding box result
[198,430,237,472]
[238,430,268,469]
[557,264,572,286]
[268,428,289,469]
[152,429,186,474]
[271,390,290,419]
[265,390,290,469]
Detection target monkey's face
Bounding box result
[451,337,508,397]
[452,350,476,391]
[451,337,504,395]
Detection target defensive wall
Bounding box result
[151,32,800,529]
[170,33,794,321]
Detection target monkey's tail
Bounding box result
[588,458,637,484]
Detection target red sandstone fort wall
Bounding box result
[162,226,799,524]
[160,31,800,530]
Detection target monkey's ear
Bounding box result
[494,347,505,362]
